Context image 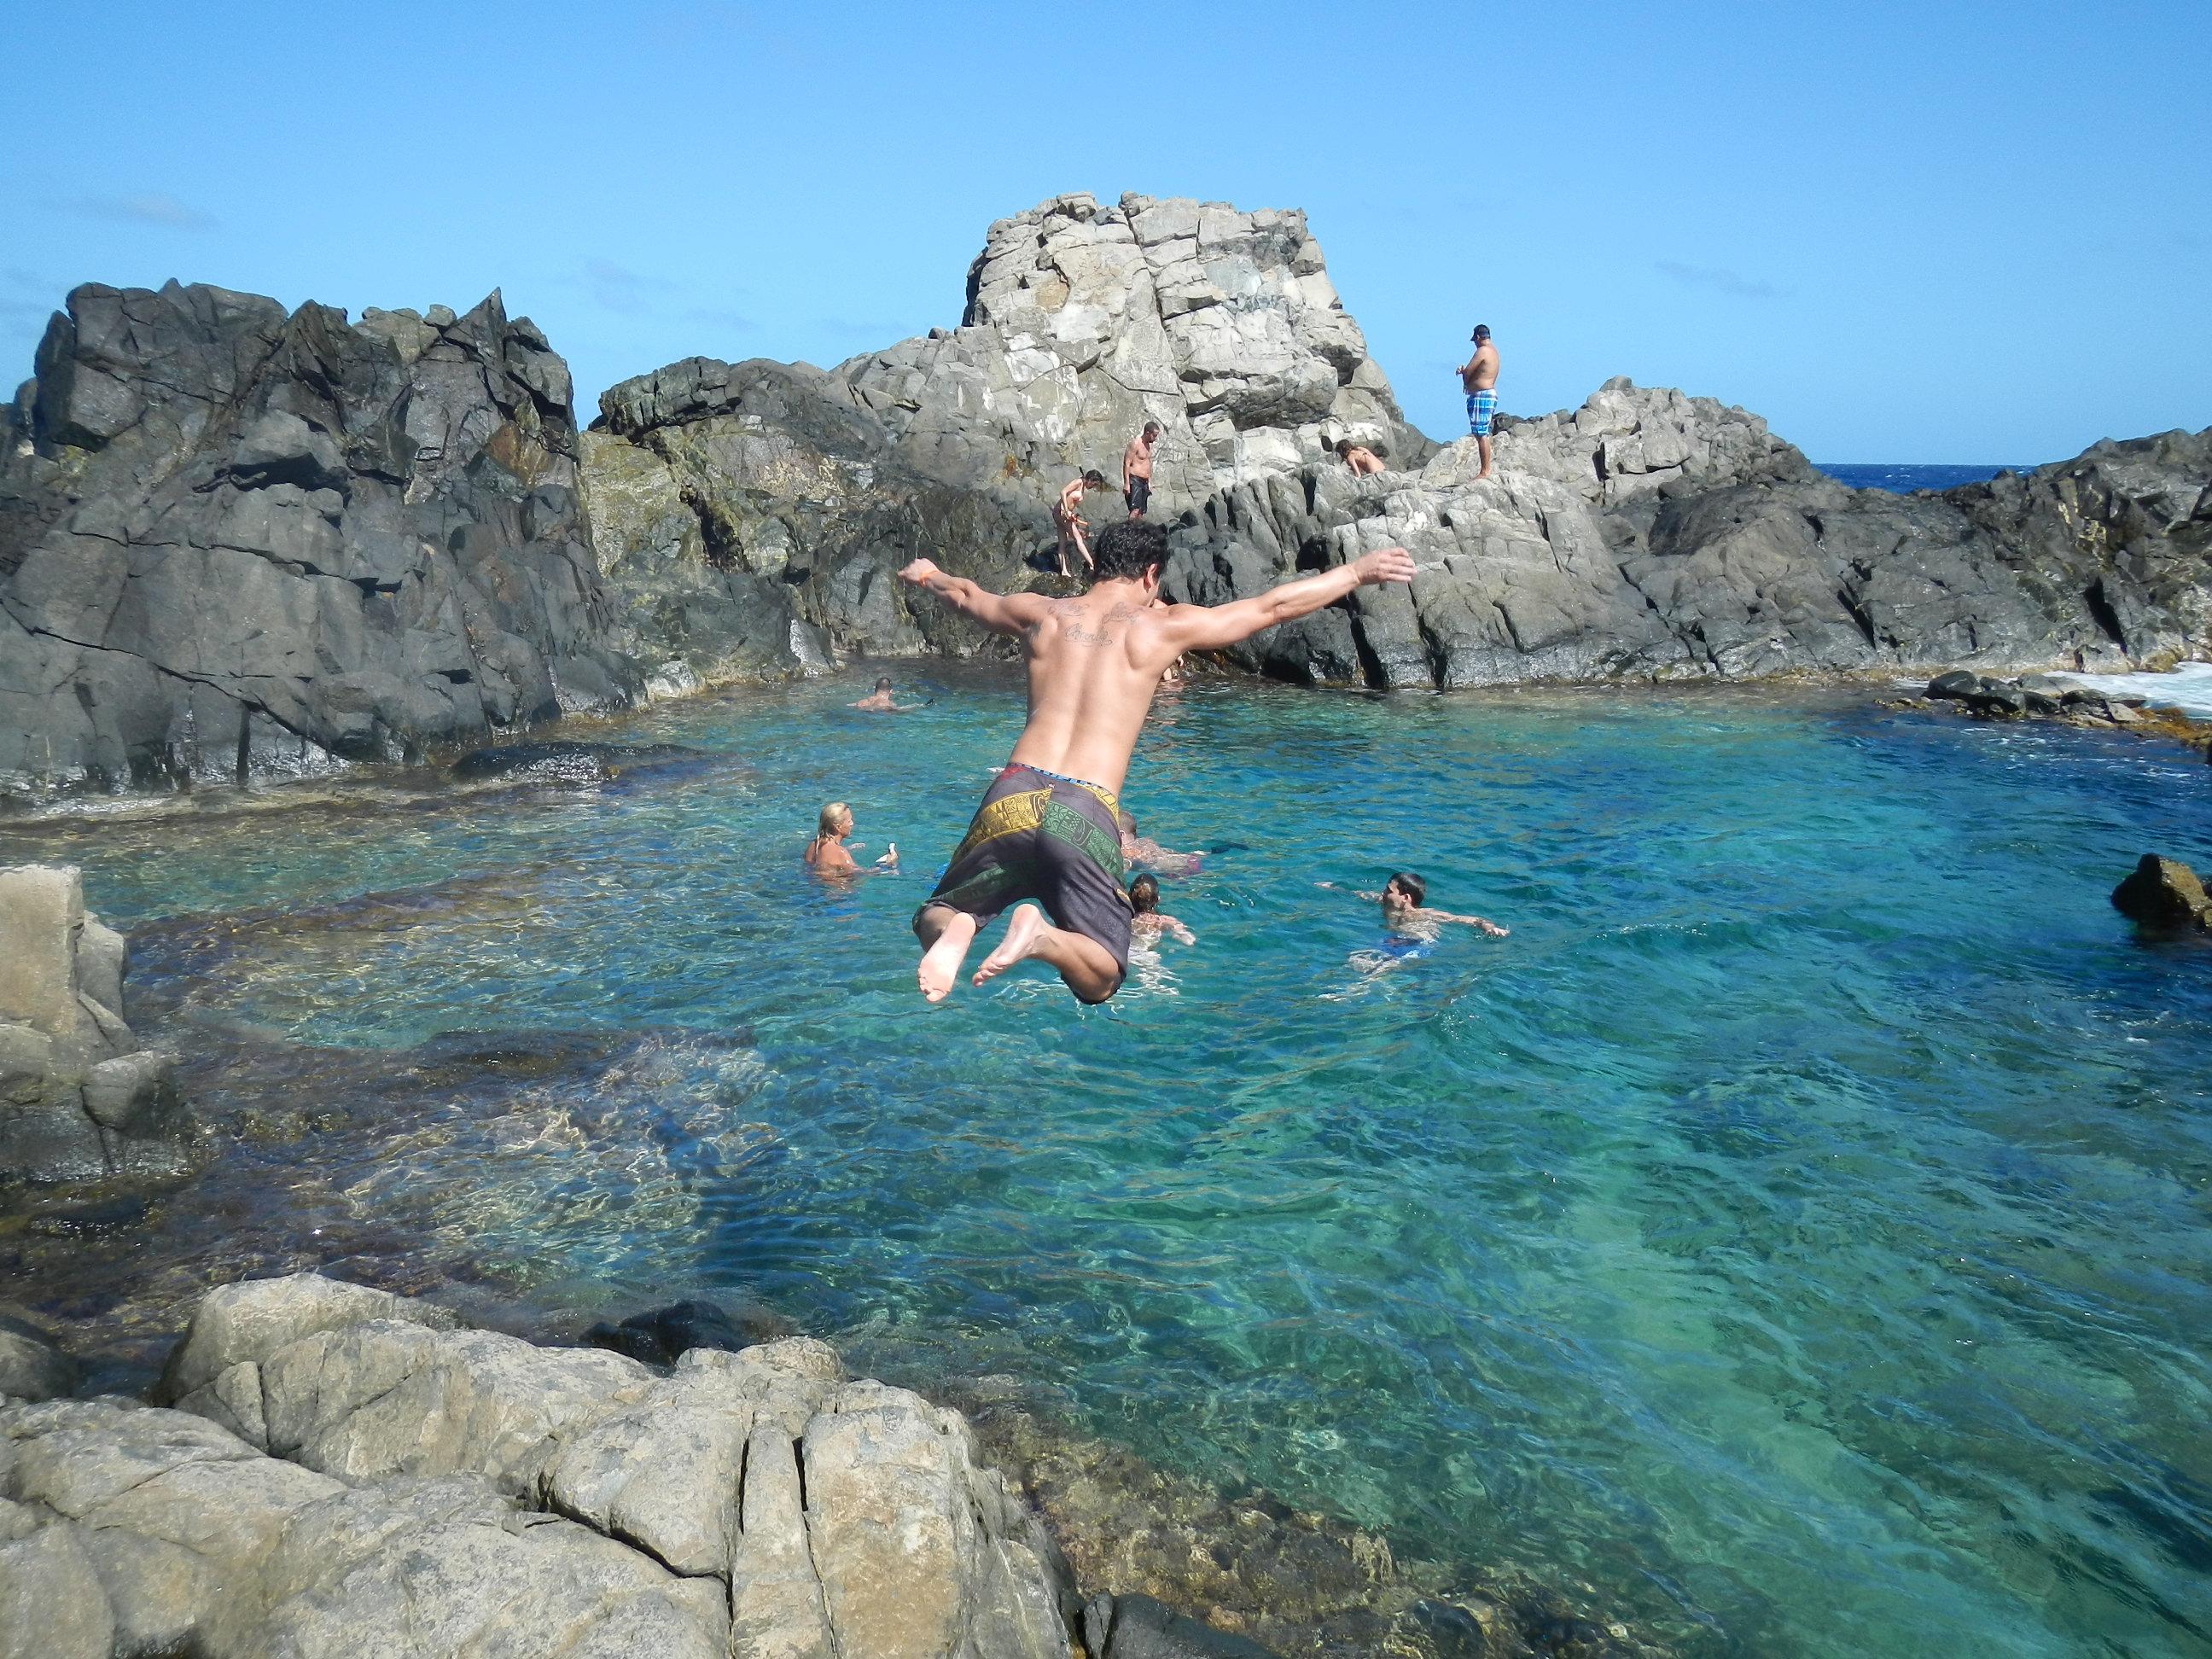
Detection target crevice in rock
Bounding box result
[2083,577,2128,650]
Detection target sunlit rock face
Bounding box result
[841,191,1429,515]
[0,283,639,801]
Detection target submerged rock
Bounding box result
[0,864,189,1185]
[583,1296,752,1365]
[447,738,704,783]
[0,1310,79,1401]
[1086,1591,1284,1657]
[0,1272,1079,1657]
[2110,854,2212,931]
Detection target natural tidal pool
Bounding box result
[6,669,2211,1659]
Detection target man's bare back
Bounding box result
[898,520,1414,1003]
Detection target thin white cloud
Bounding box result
[1656,260,1788,300]
[71,193,219,231]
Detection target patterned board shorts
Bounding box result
[1467,390,1498,437]
[919,763,1132,975]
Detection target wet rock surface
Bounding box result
[2,1272,1076,1659]
[1,282,640,803]
[0,864,188,1185]
[2110,854,2212,932]
[1889,667,2212,752]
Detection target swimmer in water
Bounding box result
[899,521,1415,1003]
[804,801,898,876]
[1117,809,1202,876]
[1325,871,1509,939]
[1127,873,1196,946]
[850,676,923,712]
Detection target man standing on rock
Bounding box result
[1457,324,1499,480]
[1121,421,1160,519]
[898,524,1415,1004]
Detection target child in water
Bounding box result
[1127,873,1196,946]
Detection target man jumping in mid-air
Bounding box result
[899,521,1416,1004]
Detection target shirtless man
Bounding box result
[1054,469,1108,578]
[899,521,1415,1003]
[1326,871,1509,938]
[1121,422,1160,520]
[850,676,920,712]
[1335,438,1386,477]
[1455,324,1500,480]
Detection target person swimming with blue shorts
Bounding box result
[1324,870,1509,975]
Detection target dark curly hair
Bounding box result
[1089,519,1169,584]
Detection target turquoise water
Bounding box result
[8,670,2212,1658]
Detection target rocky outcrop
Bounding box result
[0,864,186,1184]
[579,193,1434,678]
[0,1272,1077,1658]
[1,282,640,802]
[1164,382,2212,687]
[844,193,1427,512]
[582,357,1044,684]
[2111,855,2212,931]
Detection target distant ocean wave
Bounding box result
[1815,463,2029,492]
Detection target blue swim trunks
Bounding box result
[1466,390,1498,437]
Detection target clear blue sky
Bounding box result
[3,1,2206,462]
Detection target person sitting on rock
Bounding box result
[1128,874,1196,947]
[850,676,923,712]
[899,521,1414,1004]
[1054,469,1108,578]
[805,801,896,876]
[1335,438,1386,476]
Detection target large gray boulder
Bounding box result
[582,357,1044,684]
[0,1272,1079,1658]
[0,864,187,1184]
[1,282,643,803]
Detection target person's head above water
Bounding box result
[1128,873,1161,914]
[874,676,893,693]
[1384,870,1426,910]
[1090,520,1169,586]
[1470,324,1491,344]
[818,801,853,839]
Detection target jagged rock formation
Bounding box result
[580,193,1434,679]
[582,358,1043,686]
[0,864,185,1184]
[1,282,639,801]
[842,192,1428,511]
[1166,381,2212,686]
[0,1272,1077,1657]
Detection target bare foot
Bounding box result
[917,911,978,1003]
[972,903,1047,987]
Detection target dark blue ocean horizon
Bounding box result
[1815,462,2032,492]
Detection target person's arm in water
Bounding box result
[1163,549,1415,654]
[1157,912,1196,946]
[897,560,1053,636]
[1429,906,1509,937]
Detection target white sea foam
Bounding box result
[2051,662,2212,719]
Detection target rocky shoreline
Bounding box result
[6,189,2208,806]
[0,1271,1682,1659]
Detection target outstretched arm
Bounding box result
[899,559,1051,637]
[1441,911,1510,937]
[1163,548,1416,654]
